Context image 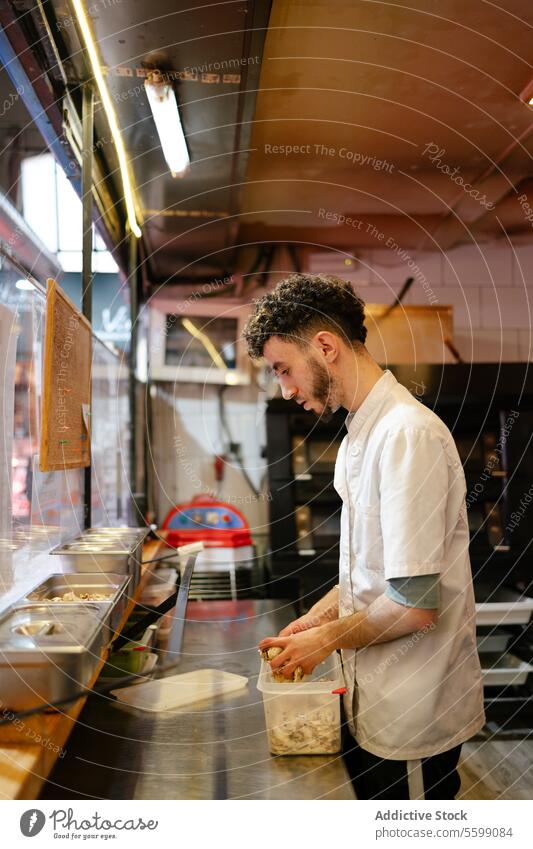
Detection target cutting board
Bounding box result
[111,668,248,712]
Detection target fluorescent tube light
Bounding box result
[519,78,533,105]
[145,72,190,177]
[70,0,142,238]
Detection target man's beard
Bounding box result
[309,358,338,422]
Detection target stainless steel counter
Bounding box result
[40,600,355,800]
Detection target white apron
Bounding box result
[333,371,485,761]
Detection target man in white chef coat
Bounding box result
[244,274,485,800]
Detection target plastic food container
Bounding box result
[475,585,533,626]
[476,627,512,654]
[481,652,533,686]
[100,649,158,679]
[257,654,344,755]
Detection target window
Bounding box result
[165,316,238,368]
[20,153,118,274]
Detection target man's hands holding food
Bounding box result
[258,623,333,680]
[259,586,341,679]
[259,590,438,680]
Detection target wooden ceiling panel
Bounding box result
[240,0,533,251]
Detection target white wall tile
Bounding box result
[150,385,269,530]
[443,244,513,287]
[371,249,416,285]
[345,251,374,286]
[511,243,533,288]
[480,287,533,329]
[408,285,480,329]
[517,329,533,361]
[454,329,520,362]
[306,249,373,285]
[413,252,443,287]
[370,250,444,290]
[360,284,405,305]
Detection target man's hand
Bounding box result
[278,612,321,637]
[258,626,333,679]
[278,586,340,637]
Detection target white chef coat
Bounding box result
[334,370,485,761]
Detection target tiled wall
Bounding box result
[320,241,533,362]
[150,383,270,533]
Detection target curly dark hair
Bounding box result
[243,273,367,359]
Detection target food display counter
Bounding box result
[39,600,355,800]
[0,537,162,800]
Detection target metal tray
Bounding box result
[81,527,146,543]
[24,573,131,637]
[83,535,141,542]
[50,529,148,588]
[83,526,146,534]
[481,652,533,687]
[0,603,105,710]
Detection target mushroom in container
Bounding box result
[259,646,304,682]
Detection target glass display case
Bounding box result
[0,259,132,611]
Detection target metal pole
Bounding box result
[82,81,94,528]
[128,232,138,523]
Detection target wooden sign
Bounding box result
[39,279,92,471]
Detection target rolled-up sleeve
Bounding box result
[379,427,448,579]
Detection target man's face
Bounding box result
[262,336,340,421]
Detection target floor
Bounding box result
[458,737,533,799]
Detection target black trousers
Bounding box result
[342,730,462,800]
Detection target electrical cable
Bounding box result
[217,386,260,497]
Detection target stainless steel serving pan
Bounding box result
[50,529,148,589]
[0,603,105,710]
[83,526,145,532]
[82,527,146,541]
[23,573,132,638]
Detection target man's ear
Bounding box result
[312,330,339,364]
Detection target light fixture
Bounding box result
[145,71,190,177]
[70,0,142,238]
[15,279,35,291]
[519,78,533,105]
